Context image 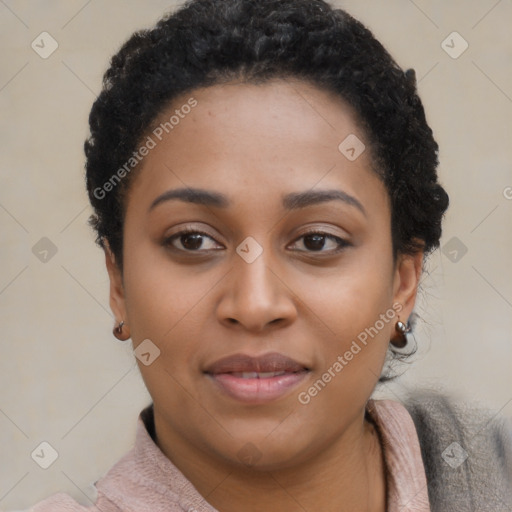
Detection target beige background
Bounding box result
[1,0,511,509]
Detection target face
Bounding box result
[106,79,422,471]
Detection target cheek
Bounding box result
[292,275,394,433]
[122,262,213,413]
[122,233,212,339]
[121,247,224,407]
[296,248,395,341]
[292,248,395,397]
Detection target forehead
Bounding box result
[125,79,388,217]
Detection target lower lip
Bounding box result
[208,372,308,403]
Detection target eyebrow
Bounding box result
[149,187,366,216]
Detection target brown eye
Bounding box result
[180,233,205,250]
[303,234,327,251]
[164,230,223,252]
[290,232,349,253]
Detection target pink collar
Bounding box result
[95,399,430,511]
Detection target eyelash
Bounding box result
[163,227,350,255]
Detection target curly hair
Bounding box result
[84,0,449,378]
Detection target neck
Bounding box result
[153,409,387,512]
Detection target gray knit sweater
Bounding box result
[403,388,512,511]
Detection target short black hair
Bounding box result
[84,0,449,379]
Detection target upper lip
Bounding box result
[204,352,308,374]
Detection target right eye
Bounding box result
[163,229,224,253]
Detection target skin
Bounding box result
[105,78,423,512]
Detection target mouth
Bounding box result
[204,352,310,403]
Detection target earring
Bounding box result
[113,320,130,341]
[391,317,411,348]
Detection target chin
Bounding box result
[211,433,316,472]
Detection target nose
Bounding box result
[216,250,297,333]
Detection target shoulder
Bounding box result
[21,491,119,512]
[401,386,512,448]
[400,386,512,511]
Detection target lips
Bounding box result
[205,352,307,374]
[204,352,309,403]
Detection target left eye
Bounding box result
[289,232,348,253]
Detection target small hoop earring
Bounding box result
[391,317,411,348]
[396,319,411,334]
[113,320,129,341]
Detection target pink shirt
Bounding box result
[28,399,430,511]
[368,399,431,511]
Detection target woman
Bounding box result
[27,0,512,510]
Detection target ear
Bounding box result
[392,250,424,321]
[103,240,128,324]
